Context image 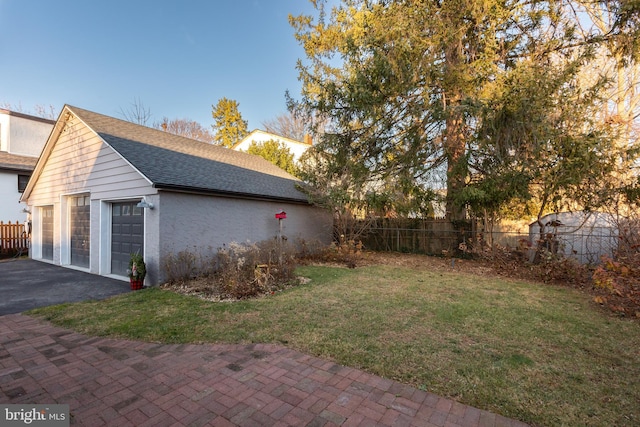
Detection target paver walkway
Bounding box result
[0,314,528,426]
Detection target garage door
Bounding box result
[111,201,144,276]
[70,195,90,268]
[41,206,54,260]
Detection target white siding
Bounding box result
[154,192,332,285]
[28,118,153,206]
[27,116,156,275]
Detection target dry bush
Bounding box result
[532,255,592,286]
[162,240,300,300]
[215,240,298,299]
[593,255,640,315]
[162,248,214,283]
[474,243,591,286]
[294,238,328,262]
[297,236,364,268]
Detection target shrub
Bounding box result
[296,236,364,268]
[593,254,640,316]
[161,240,300,300]
[588,220,640,316]
[477,243,587,284]
[162,248,213,283]
[533,255,592,286]
[294,238,328,262]
[215,240,298,299]
[128,252,146,280]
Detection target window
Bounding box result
[18,174,30,193]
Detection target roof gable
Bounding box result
[24,105,310,203]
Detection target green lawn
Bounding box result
[28,264,640,426]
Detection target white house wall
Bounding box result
[0,113,9,152]
[0,111,53,222]
[155,191,332,284]
[0,170,26,222]
[27,116,156,274]
[234,130,310,162]
[0,113,53,156]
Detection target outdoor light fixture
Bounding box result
[136,198,154,210]
[22,208,31,214]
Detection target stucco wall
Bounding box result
[0,113,53,157]
[154,191,332,284]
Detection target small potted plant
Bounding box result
[127,252,146,290]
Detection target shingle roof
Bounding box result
[0,152,37,172]
[68,106,309,203]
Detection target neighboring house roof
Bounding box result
[232,129,312,151]
[232,129,313,163]
[0,109,56,125]
[0,152,37,173]
[24,105,310,203]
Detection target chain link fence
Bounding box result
[356,219,624,265]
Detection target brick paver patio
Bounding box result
[0,314,528,426]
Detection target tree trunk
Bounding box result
[445,108,467,223]
[443,32,467,224]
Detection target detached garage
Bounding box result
[21,105,331,285]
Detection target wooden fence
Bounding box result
[0,221,30,255]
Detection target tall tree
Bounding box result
[155,117,215,143]
[290,0,640,228]
[245,140,299,176]
[572,1,640,205]
[211,97,248,148]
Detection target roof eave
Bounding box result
[0,165,34,173]
[153,183,311,205]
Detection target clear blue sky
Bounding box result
[0,0,320,130]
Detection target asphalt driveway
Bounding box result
[0,258,131,315]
